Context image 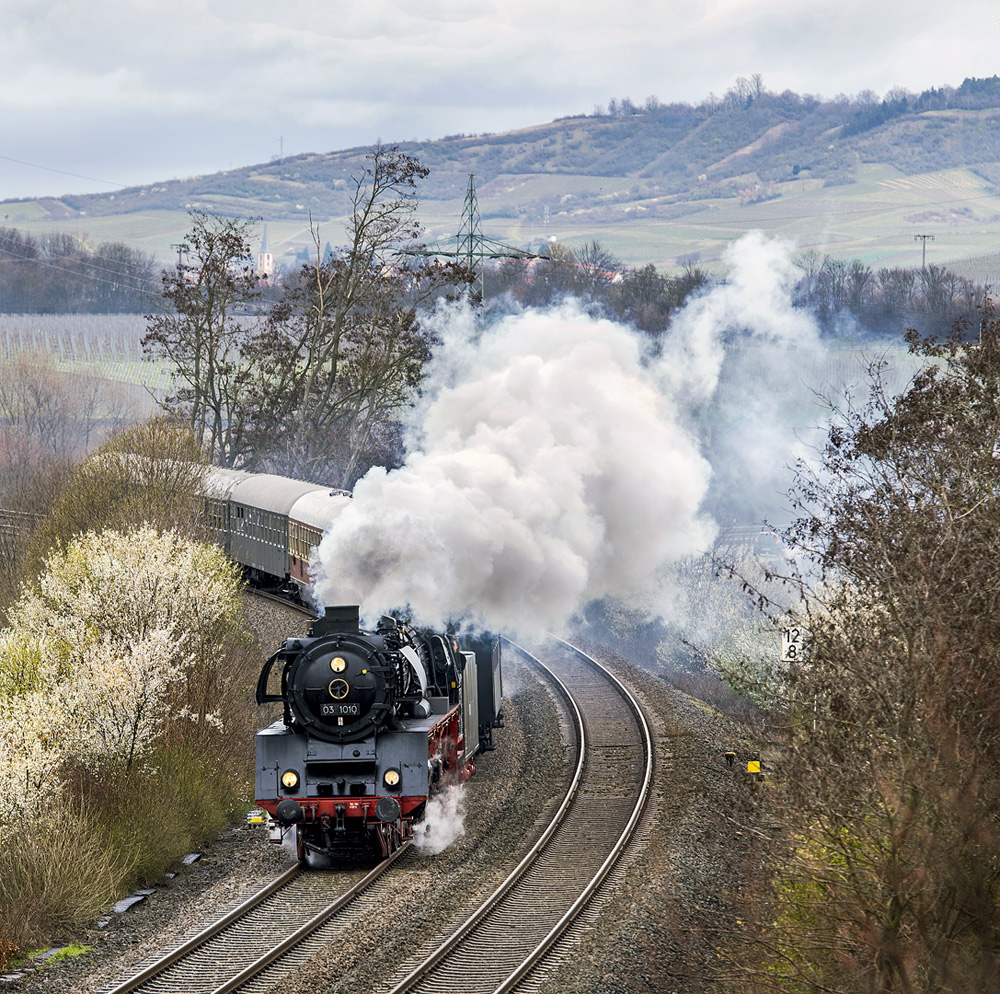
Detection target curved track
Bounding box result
[384,634,653,994]
[99,630,651,994]
[99,845,408,994]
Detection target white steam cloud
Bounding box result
[664,231,827,523]
[412,784,466,854]
[313,298,715,634]
[660,230,823,404]
[311,232,845,634]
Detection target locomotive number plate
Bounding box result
[322,703,360,716]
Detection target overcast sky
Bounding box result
[2,0,998,201]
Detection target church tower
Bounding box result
[257,223,274,278]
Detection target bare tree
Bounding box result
[572,240,623,299]
[729,309,1000,992]
[142,211,260,466]
[0,349,132,472]
[239,144,470,485]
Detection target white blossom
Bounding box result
[0,525,244,829]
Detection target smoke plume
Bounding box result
[313,298,714,633]
[312,232,897,634]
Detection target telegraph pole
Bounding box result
[170,244,188,268]
[914,233,935,268]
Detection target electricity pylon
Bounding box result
[404,174,546,303]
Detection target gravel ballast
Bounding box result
[7,601,765,993]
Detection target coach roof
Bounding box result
[230,473,329,515]
[289,488,352,530]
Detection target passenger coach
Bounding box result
[202,467,351,599]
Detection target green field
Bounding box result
[7,162,1000,279]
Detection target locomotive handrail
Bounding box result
[255,648,288,705]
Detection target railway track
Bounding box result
[384,634,654,994]
[246,584,317,617]
[99,845,409,994]
[98,632,650,994]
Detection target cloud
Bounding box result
[3,0,999,198]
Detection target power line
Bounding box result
[0,244,160,294]
[403,174,546,302]
[0,153,123,189]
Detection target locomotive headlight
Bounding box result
[281,769,300,790]
[383,768,401,790]
[330,656,347,673]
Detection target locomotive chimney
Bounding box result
[312,605,361,636]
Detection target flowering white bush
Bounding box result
[0,525,244,825]
[0,676,68,814]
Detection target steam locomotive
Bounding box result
[197,465,503,863]
[255,605,502,865]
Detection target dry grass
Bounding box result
[0,804,130,962]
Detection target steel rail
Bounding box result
[104,844,410,994]
[247,585,317,618]
[384,640,587,994]
[385,634,653,994]
[209,840,411,994]
[494,633,655,993]
[102,864,302,994]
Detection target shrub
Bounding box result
[0,803,131,955]
[0,524,258,961]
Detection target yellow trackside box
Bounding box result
[747,761,761,774]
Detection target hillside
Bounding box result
[5,77,1000,276]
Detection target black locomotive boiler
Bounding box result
[255,605,502,866]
